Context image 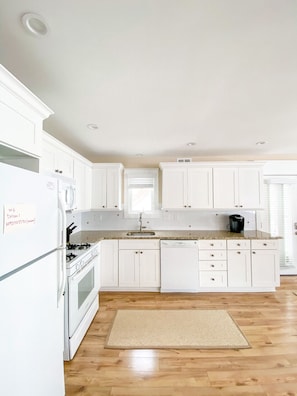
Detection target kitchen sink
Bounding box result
[126,231,156,237]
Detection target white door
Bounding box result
[119,250,139,287]
[0,253,65,396]
[228,250,251,287]
[213,167,237,208]
[187,167,213,209]
[139,250,160,288]
[260,178,297,275]
[161,168,187,209]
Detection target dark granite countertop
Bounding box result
[70,230,278,244]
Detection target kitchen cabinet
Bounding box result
[0,65,53,161]
[227,240,251,287]
[118,239,160,289]
[160,163,213,209]
[198,240,227,287]
[40,132,74,178]
[73,158,92,210]
[92,163,123,210]
[251,240,280,288]
[213,166,263,209]
[100,240,119,289]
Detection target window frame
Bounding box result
[124,168,160,218]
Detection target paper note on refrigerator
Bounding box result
[3,204,36,233]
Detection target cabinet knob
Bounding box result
[188,205,191,208]
[135,251,138,254]
[114,205,118,208]
[140,251,143,254]
[252,251,256,254]
[211,264,215,268]
[263,243,267,246]
[237,251,241,254]
[102,205,105,208]
[211,254,214,257]
[210,243,214,246]
[211,278,215,281]
[59,170,63,174]
[55,169,59,173]
[184,205,187,208]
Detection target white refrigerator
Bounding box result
[0,163,65,396]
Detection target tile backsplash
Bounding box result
[67,209,256,231]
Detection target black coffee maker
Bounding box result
[229,214,244,233]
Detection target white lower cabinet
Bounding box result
[100,240,119,289]
[119,240,160,290]
[198,240,227,288]
[227,240,251,288]
[251,240,280,288]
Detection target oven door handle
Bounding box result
[70,257,96,282]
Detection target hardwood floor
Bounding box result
[64,276,297,396]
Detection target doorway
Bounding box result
[258,177,297,275]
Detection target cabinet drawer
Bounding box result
[199,250,227,260]
[198,240,226,249]
[199,271,227,287]
[119,239,160,250]
[199,261,227,271]
[227,240,250,250]
[251,240,278,250]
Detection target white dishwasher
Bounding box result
[160,240,199,292]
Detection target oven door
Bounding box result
[67,254,99,337]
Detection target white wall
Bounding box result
[79,209,256,231]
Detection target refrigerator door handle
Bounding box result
[57,193,67,307]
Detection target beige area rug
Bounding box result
[105,309,250,349]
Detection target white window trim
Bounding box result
[124,168,160,218]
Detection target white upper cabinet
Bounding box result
[73,158,92,211]
[40,132,74,178]
[213,165,263,209]
[0,65,53,158]
[92,163,123,210]
[160,163,213,209]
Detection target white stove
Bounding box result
[64,241,100,360]
[66,243,95,275]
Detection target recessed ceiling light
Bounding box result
[187,142,196,147]
[87,123,99,130]
[21,13,49,37]
[256,141,266,145]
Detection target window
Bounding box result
[124,168,159,216]
[264,178,295,267]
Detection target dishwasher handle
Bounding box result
[161,240,198,248]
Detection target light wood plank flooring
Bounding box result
[64,276,297,395]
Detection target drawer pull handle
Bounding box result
[252,251,256,254]
[237,251,241,254]
[263,243,267,246]
[210,243,214,246]
[211,278,215,281]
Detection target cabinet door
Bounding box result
[227,250,251,287]
[251,250,279,287]
[74,159,92,210]
[119,250,139,287]
[238,168,263,209]
[92,168,107,209]
[213,167,238,208]
[139,250,160,288]
[100,240,119,288]
[55,149,74,178]
[41,139,73,178]
[161,168,187,209]
[187,167,213,209]
[106,168,121,209]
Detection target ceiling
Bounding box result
[1,0,297,163]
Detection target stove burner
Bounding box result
[66,253,77,262]
[67,243,91,250]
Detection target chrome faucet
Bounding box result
[139,212,146,232]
